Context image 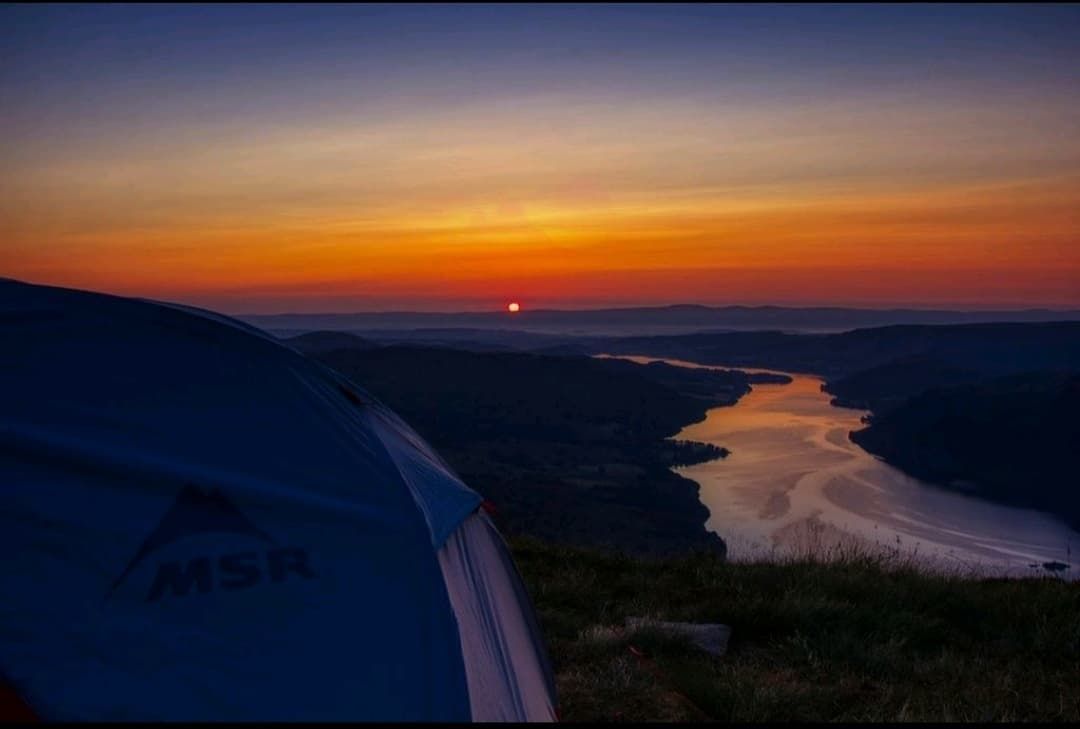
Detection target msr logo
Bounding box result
[107,485,316,601]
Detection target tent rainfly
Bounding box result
[0,278,557,722]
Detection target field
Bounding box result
[512,539,1080,722]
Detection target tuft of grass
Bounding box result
[510,537,1080,722]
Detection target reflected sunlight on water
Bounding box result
[608,355,1079,578]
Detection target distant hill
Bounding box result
[284,330,378,354]
[851,373,1080,531]
[308,345,753,556]
[824,356,988,413]
[590,322,1080,379]
[590,357,790,404]
[241,304,1080,338]
[351,328,571,352]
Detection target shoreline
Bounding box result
[593,354,799,558]
[659,360,1080,578]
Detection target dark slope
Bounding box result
[310,346,739,556]
[285,330,378,355]
[823,355,986,413]
[851,372,1080,530]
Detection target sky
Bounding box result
[2,4,1078,313]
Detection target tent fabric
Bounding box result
[438,512,558,722]
[0,279,556,721]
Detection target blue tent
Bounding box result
[0,279,557,721]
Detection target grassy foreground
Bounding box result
[510,539,1080,722]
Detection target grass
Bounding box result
[510,537,1080,722]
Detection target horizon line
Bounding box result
[237,302,1080,318]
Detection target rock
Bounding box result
[625,617,731,657]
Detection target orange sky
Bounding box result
[2,6,1078,312]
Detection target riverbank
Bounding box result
[583,324,1080,552]
[513,537,1080,722]
[845,372,1080,533]
[300,342,752,556]
[657,360,1079,576]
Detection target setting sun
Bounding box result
[507,302,521,313]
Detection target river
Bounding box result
[615,355,1079,577]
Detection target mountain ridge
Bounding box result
[242,304,1080,337]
